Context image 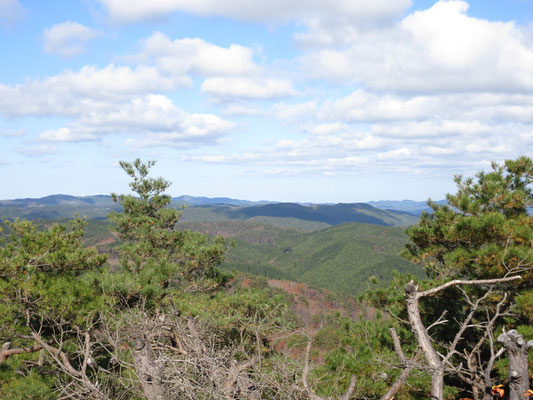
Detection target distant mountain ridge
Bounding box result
[0,194,427,226]
[368,199,447,215]
[0,194,114,207]
[0,194,269,208]
[172,195,271,207]
[235,202,416,226]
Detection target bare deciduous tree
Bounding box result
[404,275,524,400]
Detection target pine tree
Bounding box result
[108,158,228,294]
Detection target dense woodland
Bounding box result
[0,157,532,400]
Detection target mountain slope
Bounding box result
[180,220,424,296]
[220,202,417,226]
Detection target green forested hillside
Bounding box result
[235,202,417,226]
[2,216,419,297]
[180,220,424,295]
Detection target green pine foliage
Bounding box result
[0,217,107,399]
[364,156,533,399]
[108,159,229,294]
[403,156,533,327]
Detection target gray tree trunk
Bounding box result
[497,330,532,400]
[131,335,166,400]
[405,281,443,400]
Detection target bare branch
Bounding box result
[303,335,356,400]
[390,328,406,365]
[0,342,45,363]
[418,275,521,298]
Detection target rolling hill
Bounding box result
[1,211,423,296]
[0,195,418,227]
[179,220,424,296]
[0,194,423,296]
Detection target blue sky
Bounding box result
[1,0,532,202]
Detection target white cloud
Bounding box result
[322,90,433,122]
[370,120,496,138]
[302,1,533,92]
[278,90,533,128]
[202,76,296,100]
[0,128,24,137]
[0,49,238,148]
[307,123,349,136]
[221,103,265,116]
[0,0,24,27]
[138,32,258,76]
[183,102,530,176]
[0,64,190,117]
[377,147,411,161]
[17,144,56,156]
[99,0,412,58]
[38,128,99,143]
[99,0,410,25]
[36,94,234,147]
[273,101,318,123]
[43,21,102,56]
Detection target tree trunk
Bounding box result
[497,330,532,400]
[405,281,444,400]
[131,335,165,400]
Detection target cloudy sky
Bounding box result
[1,0,532,202]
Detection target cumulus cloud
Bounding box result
[98,0,413,53]
[98,0,410,25]
[202,77,296,100]
[182,121,519,176]
[0,64,190,118]
[137,32,258,76]
[185,83,532,177]
[4,0,531,181]
[0,60,234,147]
[36,94,234,147]
[38,128,99,143]
[277,90,533,128]
[43,21,102,56]
[302,1,533,92]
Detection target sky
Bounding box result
[1,0,532,203]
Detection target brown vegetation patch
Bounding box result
[266,279,374,327]
[95,237,115,246]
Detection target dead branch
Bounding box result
[302,335,357,400]
[0,341,45,363]
[405,275,522,400]
[379,328,422,400]
[418,275,521,298]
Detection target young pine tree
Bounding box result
[108,159,228,294]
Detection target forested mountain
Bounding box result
[180,220,423,295]
[0,195,418,226]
